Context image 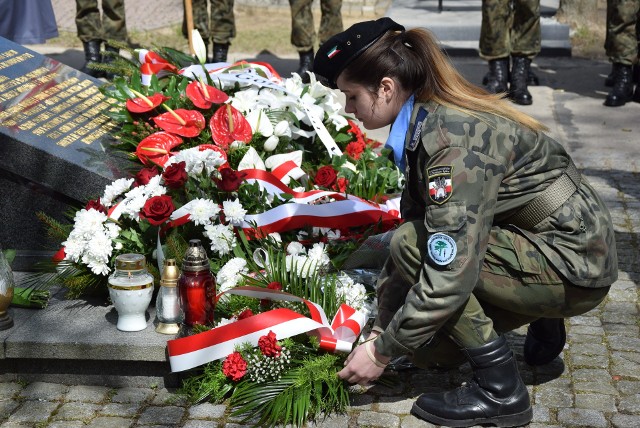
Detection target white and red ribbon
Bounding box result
[137,49,178,86]
[167,285,367,372]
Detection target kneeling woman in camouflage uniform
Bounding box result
[313,18,618,428]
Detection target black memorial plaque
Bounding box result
[0,37,134,268]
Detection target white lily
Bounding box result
[191,29,207,64]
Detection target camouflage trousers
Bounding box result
[289,0,343,52]
[479,0,541,60]
[182,0,236,44]
[75,0,127,43]
[605,0,640,65]
[375,220,610,368]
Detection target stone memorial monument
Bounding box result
[0,37,133,269]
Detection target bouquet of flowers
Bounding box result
[36,32,405,426]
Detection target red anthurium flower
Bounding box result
[136,132,183,167]
[126,93,169,113]
[186,81,229,109]
[209,104,252,149]
[153,109,206,138]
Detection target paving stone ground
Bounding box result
[2,1,639,427]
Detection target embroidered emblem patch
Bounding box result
[427,233,457,266]
[427,165,453,204]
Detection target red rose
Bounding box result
[267,281,282,291]
[85,198,107,214]
[237,308,254,320]
[162,161,188,189]
[52,247,66,263]
[260,282,283,307]
[314,165,337,188]
[345,141,366,160]
[334,177,349,193]
[258,331,282,357]
[135,166,159,186]
[222,352,247,381]
[140,195,175,226]
[215,168,247,192]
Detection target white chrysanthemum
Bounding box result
[72,209,108,237]
[101,178,134,207]
[335,274,370,314]
[166,147,226,176]
[204,223,236,256]
[222,199,247,225]
[286,242,305,256]
[117,177,167,219]
[183,198,220,226]
[307,242,330,266]
[217,257,248,292]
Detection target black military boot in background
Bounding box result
[103,45,120,80]
[297,49,314,83]
[509,56,533,105]
[483,58,509,94]
[604,63,634,106]
[411,335,533,427]
[80,40,104,78]
[524,318,566,366]
[212,43,229,63]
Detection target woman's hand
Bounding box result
[337,338,391,385]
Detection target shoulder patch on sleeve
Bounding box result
[427,233,457,266]
[427,165,453,204]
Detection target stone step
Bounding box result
[387,0,571,56]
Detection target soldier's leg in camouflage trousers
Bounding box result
[509,0,540,103]
[75,0,103,77]
[480,0,512,93]
[318,0,343,46]
[604,0,639,106]
[289,0,316,80]
[101,0,127,43]
[211,0,236,62]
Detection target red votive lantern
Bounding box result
[178,239,216,326]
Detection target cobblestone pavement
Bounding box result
[2,2,639,428]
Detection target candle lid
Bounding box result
[182,239,210,271]
[115,253,146,271]
[161,259,179,287]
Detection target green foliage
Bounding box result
[230,353,349,427]
[179,361,233,404]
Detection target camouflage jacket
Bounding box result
[375,100,618,357]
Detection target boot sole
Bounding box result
[411,402,533,427]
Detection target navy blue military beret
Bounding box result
[314,17,405,88]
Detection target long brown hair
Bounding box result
[340,28,547,132]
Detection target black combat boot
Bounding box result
[509,56,533,105]
[527,68,540,86]
[483,58,509,94]
[606,63,639,86]
[604,63,634,106]
[633,82,640,103]
[411,336,532,427]
[297,49,314,83]
[103,44,120,80]
[212,43,229,63]
[80,40,103,78]
[524,318,566,366]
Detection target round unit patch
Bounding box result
[427,233,457,266]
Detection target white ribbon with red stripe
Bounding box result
[137,49,178,86]
[167,285,367,372]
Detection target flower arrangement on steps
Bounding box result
[34,31,405,426]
